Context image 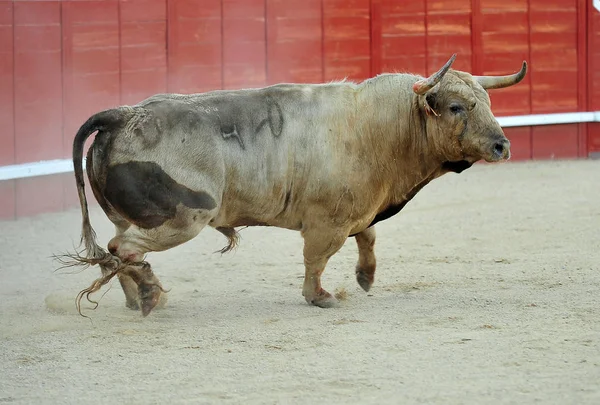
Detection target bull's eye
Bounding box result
[449,104,463,114]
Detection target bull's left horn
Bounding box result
[474,61,528,90]
[412,54,457,95]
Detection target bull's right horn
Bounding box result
[412,54,457,95]
[473,61,528,90]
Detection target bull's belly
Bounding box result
[209,204,304,231]
[208,189,380,236]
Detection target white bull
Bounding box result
[61,54,527,316]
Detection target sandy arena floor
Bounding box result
[0,159,599,404]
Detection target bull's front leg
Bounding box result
[301,227,347,308]
[355,227,376,292]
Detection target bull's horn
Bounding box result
[412,54,457,95]
[474,61,528,90]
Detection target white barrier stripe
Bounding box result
[496,112,600,127]
[0,158,85,181]
[0,111,599,181]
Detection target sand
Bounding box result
[0,159,599,404]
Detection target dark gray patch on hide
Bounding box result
[104,161,216,229]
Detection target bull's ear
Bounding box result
[422,90,440,117]
[425,92,437,110]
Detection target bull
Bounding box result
[61,54,527,317]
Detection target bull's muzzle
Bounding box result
[491,138,511,161]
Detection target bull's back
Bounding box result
[98,83,362,230]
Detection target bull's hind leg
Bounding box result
[117,272,141,310]
[355,227,377,292]
[107,211,214,316]
[301,227,348,308]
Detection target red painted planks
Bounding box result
[13,1,63,164]
[426,11,472,74]
[504,127,531,161]
[480,0,530,116]
[222,0,266,89]
[589,0,600,111]
[266,0,322,84]
[62,1,120,157]
[168,0,222,93]
[531,124,579,159]
[379,0,425,75]
[120,0,167,105]
[589,124,600,155]
[323,0,370,82]
[588,0,600,154]
[576,0,588,157]
[529,1,578,114]
[369,0,381,76]
[0,180,15,221]
[0,2,14,166]
[120,0,167,22]
[15,174,64,218]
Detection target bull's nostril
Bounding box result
[493,142,505,156]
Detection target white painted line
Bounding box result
[0,158,85,181]
[496,112,599,127]
[0,111,599,181]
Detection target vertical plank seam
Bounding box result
[11,1,16,219]
[220,0,224,89]
[118,0,122,105]
[424,0,428,75]
[59,0,66,212]
[11,1,15,166]
[527,0,533,159]
[60,1,65,160]
[321,0,325,82]
[576,0,588,156]
[165,0,170,92]
[264,0,269,84]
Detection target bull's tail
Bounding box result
[71,109,123,263]
[73,109,130,262]
[55,108,131,316]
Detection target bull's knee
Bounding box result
[108,237,145,263]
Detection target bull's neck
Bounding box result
[356,78,445,207]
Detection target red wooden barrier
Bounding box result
[0,0,598,220]
[589,0,600,155]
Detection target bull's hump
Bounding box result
[103,161,217,229]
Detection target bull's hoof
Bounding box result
[139,283,163,317]
[305,289,338,308]
[125,299,140,311]
[356,267,374,292]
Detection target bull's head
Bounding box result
[412,54,527,164]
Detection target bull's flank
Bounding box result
[55,54,527,317]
